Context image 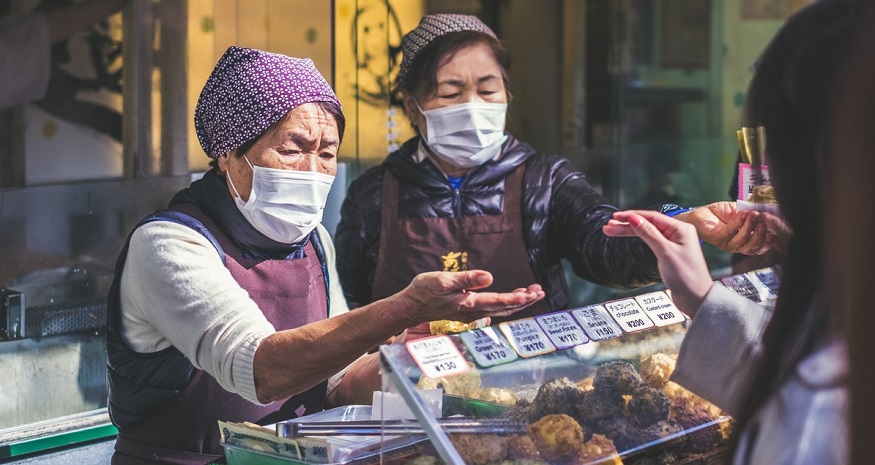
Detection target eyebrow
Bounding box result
[437,74,501,87]
[281,131,339,149]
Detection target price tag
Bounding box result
[635,291,686,327]
[406,335,470,379]
[737,163,771,201]
[498,318,556,358]
[535,311,589,349]
[570,305,622,341]
[604,298,654,333]
[459,327,518,368]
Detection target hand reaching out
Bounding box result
[674,201,777,255]
[395,270,545,327]
[603,210,713,317]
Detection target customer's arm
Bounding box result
[603,210,770,414]
[670,285,769,416]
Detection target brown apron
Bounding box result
[372,165,548,337]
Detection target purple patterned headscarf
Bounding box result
[195,46,342,159]
[396,14,497,89]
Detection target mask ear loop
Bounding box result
[412,99,432,143]
[226,154,255,202]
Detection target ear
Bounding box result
[401,94,422,130]
[216,152,232,173]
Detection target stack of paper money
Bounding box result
[219,420,304,460]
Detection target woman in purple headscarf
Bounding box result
[335,14,776,337]
[104,46,544,464]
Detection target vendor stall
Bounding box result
[219,268,777,465]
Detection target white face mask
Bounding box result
[227,155,335,244]
[418,101,508,169]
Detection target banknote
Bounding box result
[219,420,303,459]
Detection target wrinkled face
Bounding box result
[217,103,340,201]
[403,42,508,135]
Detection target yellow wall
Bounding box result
[186,0,334,172]
[334,0,424,165]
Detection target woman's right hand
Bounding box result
[390,270,545,328]
[603,210,713,317]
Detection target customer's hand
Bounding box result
[392,270,545,327]
[604,210,713,317]
[674,201,774,255]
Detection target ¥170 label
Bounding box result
[460,327,518,368]
[498,318,556,358]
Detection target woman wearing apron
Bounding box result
[336,14,775,337]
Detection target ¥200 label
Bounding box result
[635,291,686,326]
[604,298,655,333]
[406,335,470,379]
[460,327,518,368]
[535,311,589,349]
[571,305,623,341]
[498,318,556,358]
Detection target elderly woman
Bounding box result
[336,14,772,336]
[105,46,544,464]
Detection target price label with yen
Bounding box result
[406,335,470,379]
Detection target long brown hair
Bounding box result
[828,5,875,464]
[730,0,856,454]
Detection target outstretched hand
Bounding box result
[396,270,545,327]
[674,201,776,255]
[603,210,713,317]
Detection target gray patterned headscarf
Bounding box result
[195,46,342,159]
[396,14,496,89]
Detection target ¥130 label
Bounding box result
[535,311,589,349]
[635,291,686,327]
[604,298,655,333]
[498,318,556,358]
[571,305,623,341]
[406,335,470,379]
[459,327,518,368]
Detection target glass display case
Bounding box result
[373,268,778,465]
[218,267,776,465]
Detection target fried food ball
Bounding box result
[627,385,671,427]
[527,414,585,463]
[635,419,685,448]
[594,361,643,394]
[502,399,536,423]
[429,319,480,335]
[625,450,679,465]
[531,378,587,420]
[576,389,625,425]
[577,376,595,392]
[663,381,723,420]
[593,417,639,451]
[573,433,622,465]
[598,417,684,452]
[507,434,542,460]
[471,387,519,405]
[416,363,481,397]
[639,353,678,389]
[449,433,507,465]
